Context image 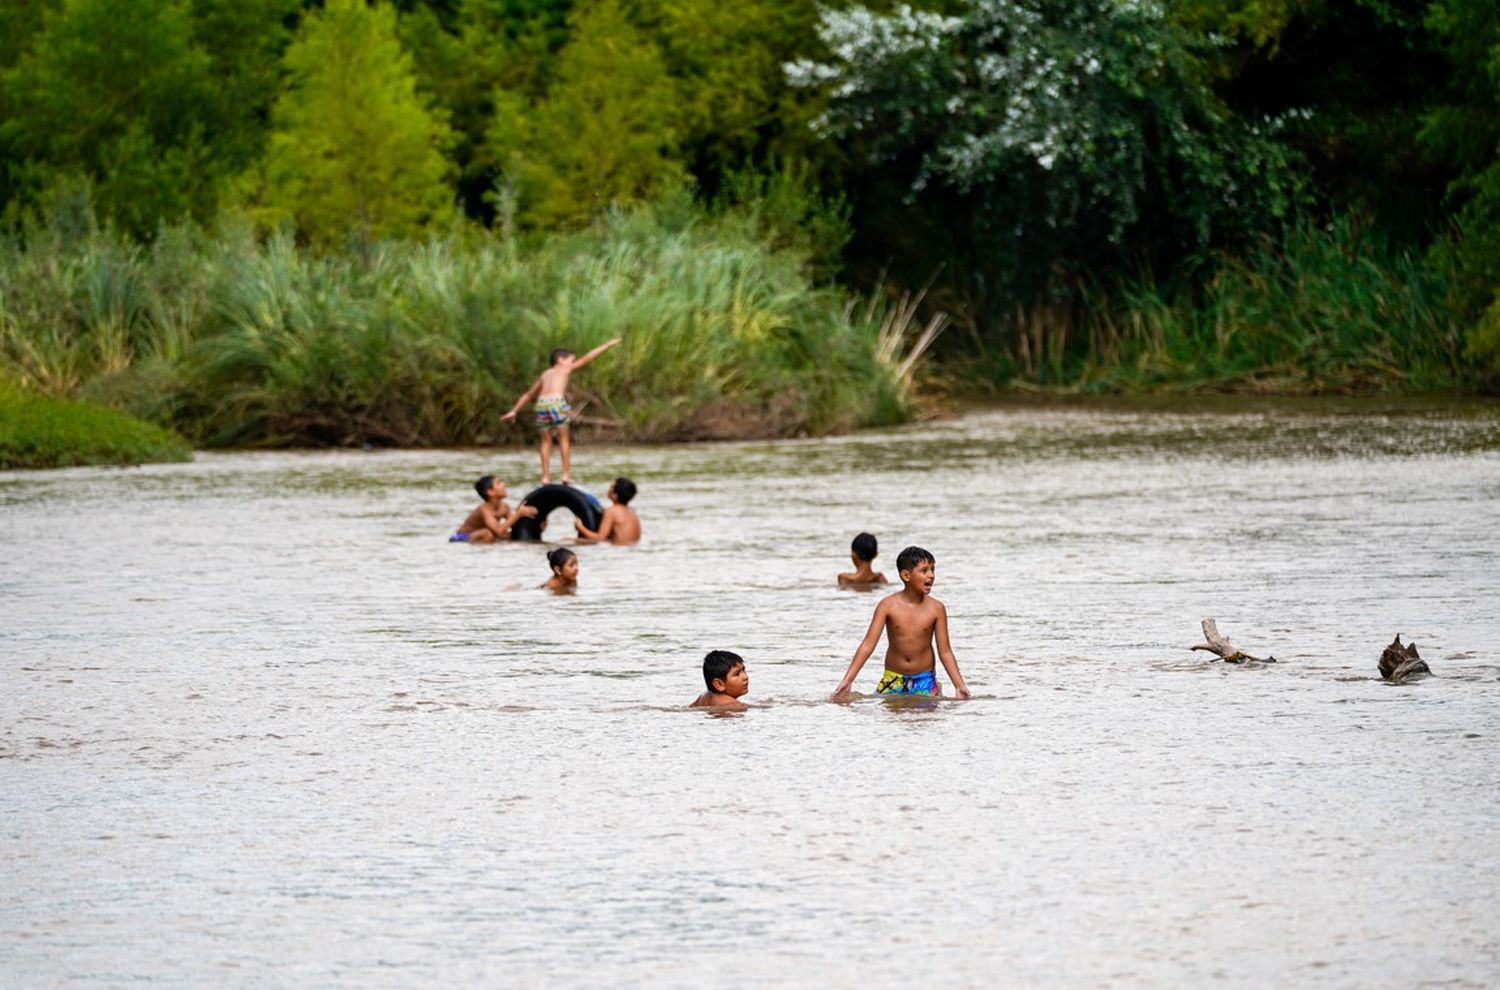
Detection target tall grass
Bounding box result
[0,203,917,448]
[995,215,1471,393]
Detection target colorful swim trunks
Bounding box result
[534,396,571,429]
[449,532,471,542]
[876,669,939,696]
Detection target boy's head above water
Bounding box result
[851,532,878,562]
[548,347,575,367]
[896,545,936,590]
[474,474,505,500]
[610,477,637,504]
[702,650,749,697]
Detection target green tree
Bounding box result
[261,0,456,250]
[0,0,59,71]
[788,0,1303,332]
[1421,0,1500,375]
[1179,0,1452,240]
[191,0,300,173]
[489,0,682,228]
[399,0,573,220]
[637,0,826,178]
[1,0,224,236]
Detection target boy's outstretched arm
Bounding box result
[501,375,543,421]
[832,599,889,699]
[570,336,623,370]
[933,603,971,698]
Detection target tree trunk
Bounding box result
[1379,635,1430,683]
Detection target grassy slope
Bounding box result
[0,380,192,468]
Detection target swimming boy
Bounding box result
[500,337,624,485]
[690,650,750,708]
[837,532,888,587]
[832,546,971,699]
[573,477,641,544]
[451,475,538,543]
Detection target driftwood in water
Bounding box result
[1190,618,1275,664]
[1379,635,1430,683]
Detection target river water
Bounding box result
[3,398,1499,988]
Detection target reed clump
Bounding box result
[996,215,1471,393]
[0,203,917,449]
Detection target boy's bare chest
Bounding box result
[886,602,937,636]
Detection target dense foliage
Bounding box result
[0,0,1496,458]
[787,0,1304,324]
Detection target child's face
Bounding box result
[555,556,579,581]
[900,559,935,594]
[487,479,508,499]
[714,662,749,698]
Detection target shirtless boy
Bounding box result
[450,475,538,543]
[501,337,623,484]
[690,650,750,708]
[837,532,888,587]
[574,477,641,544]
[832,546,971,699]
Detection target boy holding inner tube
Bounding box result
[832,546,971,699]
[450,475,537,543]
[573,477,641,544]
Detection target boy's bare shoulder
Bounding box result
[690,692,744,709]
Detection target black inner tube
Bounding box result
[509,484,603,541]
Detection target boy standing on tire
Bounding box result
[501,337,623,484]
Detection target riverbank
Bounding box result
[3,209,1490,469]
[0,381,191,469]
[0,204,915,454]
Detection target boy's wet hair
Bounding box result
[475,475,496,499]
[612,477,637,504]
[546,547,576,572]
[896,545,935,574]
[702,650,743,690]
[851,532,878,561]
[549,347,574,366]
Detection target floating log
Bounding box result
[1189,618,1275,664]
[1379,635,1430,683]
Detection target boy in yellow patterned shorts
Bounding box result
[832,546,972,700]
[501,337,622,484]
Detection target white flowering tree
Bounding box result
[787,0,1301,322]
